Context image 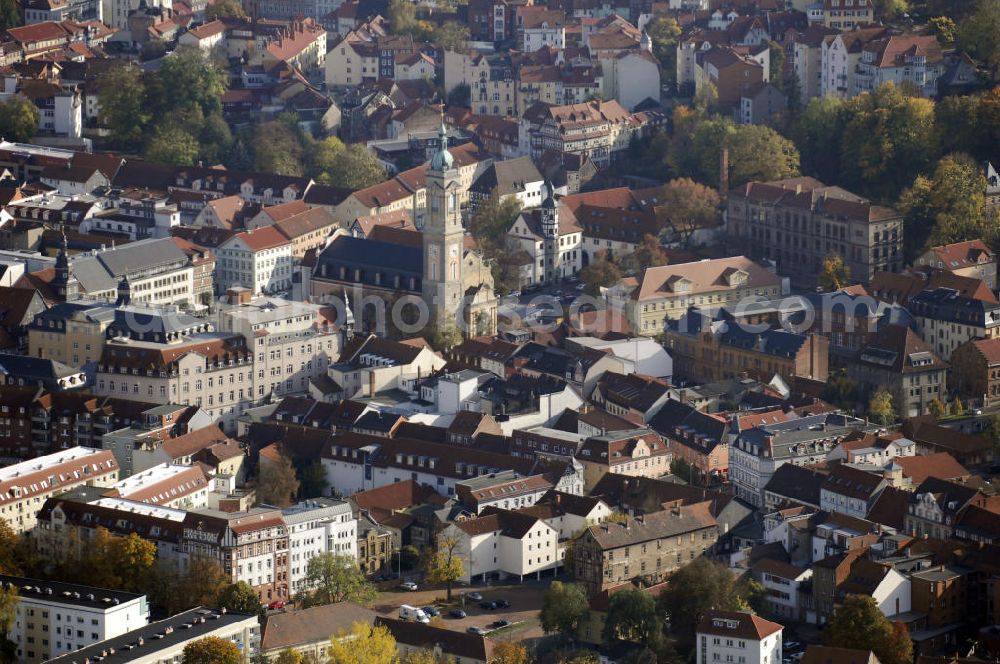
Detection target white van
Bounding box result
[399,605,430,623]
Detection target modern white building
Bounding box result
[45,607,259,664]
[752,560,813,621]
[282,498,358,594]
[3,575,149,664]
[442,508,560,583]
[696,610,783,664]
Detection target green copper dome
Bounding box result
[430,120,453,171]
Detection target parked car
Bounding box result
[467,592,483,601]
[399,581,418,591]
[400,605,430,623]
[267,600,286,610]
[784,642,802,652]
[489,619,510,629]
[449,609,467,619]
[479,601,498,610]
[422,606,440,617]
[467,626,489,636]
[495,599,510,609]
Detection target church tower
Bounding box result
[422,116,465,333]
[52,230,79,302]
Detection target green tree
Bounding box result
[957,0,1000,77]
[658,558,756,654]
[218,581,262,615]
[146,126,200,166]
[394,545,420,571]
[98,63,148,150]
[768,41,786,93]
[434,22,470,54]
[540,581,590,642]
[327,622,397,664]
[199,112,233,166]
[425,534,464,601]
[254,120,305,177]
[388,0,417,34]
[469,194,523,293]
[872,0,908,19]
[824,596,913,664]
[990,414,1000,453]
[322,144,386,190]
[820,370,858,413]
[0,0,19,30]
[147,46,227,118]
[303,553,376,607]
[670,117,799,189]
[206,0,246,19]
[818,254,850,292]
[299,460,329,499]
[255,446,301,508]
[0,96,39,143]
[647,16,681,90]
[603,588,662,644]
[838,82,936,199]
[0,522,24,576]
[794,96,847,183]
[867,388,896,426]
[951,397,965,416]
[935,93,981,158]
[898,153,993,262]
[447,83,471,108]
[929,16,957,43]
[307,135,346,179]
[425,323,464,351]
[182,636,242,664]
[580,250,622,297]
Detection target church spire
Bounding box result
[430,107,454,173]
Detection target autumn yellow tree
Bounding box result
[327,622,397,664]
[490,642,530,664]
[182,636,242,664]
[818,254,850,292]
[425,534,465,601]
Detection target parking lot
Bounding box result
[373,582,549,640]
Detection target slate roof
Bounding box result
[763,464,825,507]
[854,324,947,375]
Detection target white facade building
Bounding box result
[4,575,149,664]
[283,498,358,594]
[696,611,783,664]
[443,509,560,583]
[216,228,295,295]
